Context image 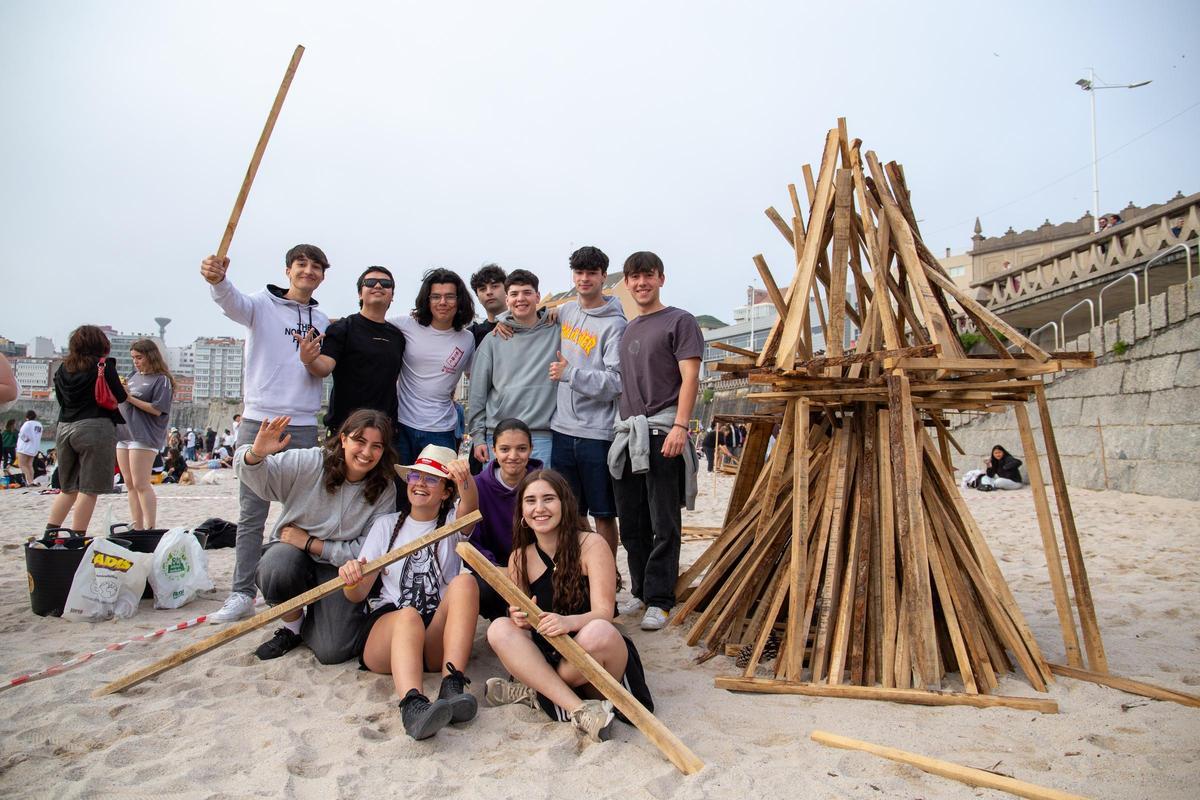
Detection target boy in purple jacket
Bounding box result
[468,418,542,619]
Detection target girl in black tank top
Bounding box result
[483,469,652,743]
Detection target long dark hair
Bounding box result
[322,410,396,504]
[512,469,591,614]
[412,268,475,330]
[64,325,111,373]
[130,338,177,390]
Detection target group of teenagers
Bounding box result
[185,243,703,743]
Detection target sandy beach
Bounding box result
[0,471,1197,799]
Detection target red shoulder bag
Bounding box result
[95,357,119,410]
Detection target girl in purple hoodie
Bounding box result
[469,418,543,619]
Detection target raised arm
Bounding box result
[234,417,303,501]
[202,255,256,326]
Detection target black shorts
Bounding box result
[530,630,653,724]
[354,602,437,669]
[471,570,510,621]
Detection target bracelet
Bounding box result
[672,423,688,431]
[247,447,262,461]
[304,536,314,555]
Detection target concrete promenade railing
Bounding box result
[975,193,1200,312]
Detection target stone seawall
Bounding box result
[951,287,1200,500]
[1,399,243,441]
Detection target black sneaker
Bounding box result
[399,688,454,740]
[254,627,303,660]
[437,662,478,723]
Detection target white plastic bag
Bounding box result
[148,528,214,609]
[63,538,150,622]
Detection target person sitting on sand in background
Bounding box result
[162,448,193,485]
[979,444,1024,491]
[485,469,653,743]
[235,410,397,663]
[468,417,543,621]
[338,445,481,740]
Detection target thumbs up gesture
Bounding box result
[548,350,568,382]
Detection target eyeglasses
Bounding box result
[406,472,444,486]
[429,293,457,303]
[362,278,394,289]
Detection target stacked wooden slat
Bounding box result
[676,120,1106,707]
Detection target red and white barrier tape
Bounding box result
[0,598,265,694]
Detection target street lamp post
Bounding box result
[1076,68,1152,233]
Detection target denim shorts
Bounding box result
[551,431,617,518]
[57,418,117,494]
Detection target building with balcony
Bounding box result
[192,337,245,401]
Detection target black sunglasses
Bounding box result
[361,278,395,289]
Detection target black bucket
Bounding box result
[108,524,210,599]
[25,529,132,617]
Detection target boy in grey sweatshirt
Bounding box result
[548,246,627,554]
[467,269,560,466]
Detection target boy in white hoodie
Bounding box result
[200,245,331,623]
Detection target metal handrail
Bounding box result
[1060,298,1096,346]
[1142,243,1194,302]
[1098,270,1139,331]
[1009,320,1060,352]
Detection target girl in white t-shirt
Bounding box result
[339,444,482,740]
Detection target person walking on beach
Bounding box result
[45,326,128,533]
[467,269,560,466]
[296,265,405,437]
[607,252,701,632]
[549,246,626,556]
[339,444,481,740]
[235,410,397,662]
[200,244,331,623]
[485,469,652,743]
[116,339,175,530]
[16,410,45,487]
[387,269,476,466]
[2,419,16,470]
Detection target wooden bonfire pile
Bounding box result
[673,120,1107,709]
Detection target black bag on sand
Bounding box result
[194,517,237,549]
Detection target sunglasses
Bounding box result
[361,278,395,289]
[406,472,444,486]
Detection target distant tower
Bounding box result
[155,317,172,343]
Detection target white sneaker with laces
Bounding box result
[640,606,669,631]
[208,593,256,624]
[617,598,645,616]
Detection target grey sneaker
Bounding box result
[640,606,669,631]
[484,677,538,709]
[571,699,616,742]
[617,597,645,616]
[207,593,256,624]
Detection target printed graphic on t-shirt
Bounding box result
[399,544,444,618]
[441,347,465,375]
[283,319,318,350]
[562,323,599,356]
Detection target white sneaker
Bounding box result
[207,593,256,624]
[617,597,645,616]
[640,606,669,631]
[571,699,616,742]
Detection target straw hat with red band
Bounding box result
[394,444,458,481]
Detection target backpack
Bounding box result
[194,517,238,549]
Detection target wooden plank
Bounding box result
[885,357,1064,373]
[769,129,840,371]
[1048,663,1200,708]
[886,374,939,689]
[810,731,1086,800]
[1014,403,1084,668]
[876,409,898,688]
[784,398,811,681]
[741,561,791,677]
[712,341,759,358]
[826,486,861,683]
[797,428,848,680]
[752,254,789,319]
[1035,384,1107,673]
[722,421,774,527]
[95,510,480,697]
[922,265,1052,363]
[924,503,977,694]
[715,678,1058,713]
[848,404,876,684]
[827,168,853,363]
[811,428,857,682]
[218,45,305,259]
[460,544,704,775]
[754,402,796,540]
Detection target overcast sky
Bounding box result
[2,1,1197,349]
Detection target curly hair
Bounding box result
[511,469,592,614]
[569,246,609,274]
[470,263,507,292]
[412,268,475,331]
[321,409,396,504]
[63,325,111,373]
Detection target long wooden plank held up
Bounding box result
[95,510,480,698]
[457,542,705,775]
[216,44,305,259]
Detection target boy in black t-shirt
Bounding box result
[298,266,405,435]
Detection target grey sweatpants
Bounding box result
[231,418,319,598]
[256,543,365,664]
